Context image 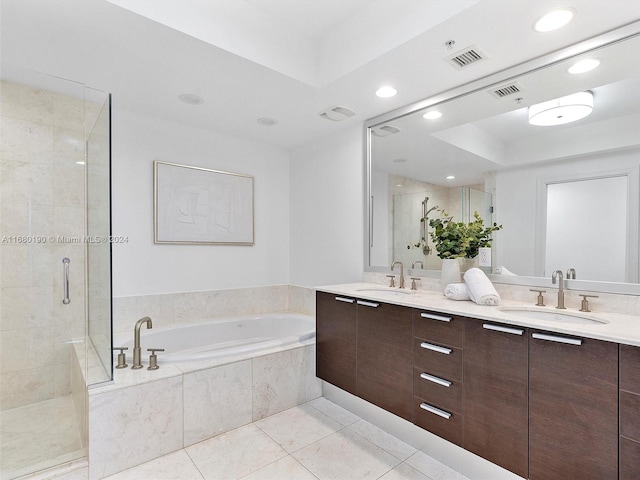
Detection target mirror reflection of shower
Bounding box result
[420,197,438,255]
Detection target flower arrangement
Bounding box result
[428,210,502,259]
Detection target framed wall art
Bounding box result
[154,161,254,245]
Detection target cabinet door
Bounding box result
[620,344,640,480]
[464,320,528,479]
[357,300,413,420]
[529,331,618,480]
[315,291,357,395]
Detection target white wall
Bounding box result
[289,126,364,287]
[111,109,290,296]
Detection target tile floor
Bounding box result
[1,395,85,479]
[55,397,469,480]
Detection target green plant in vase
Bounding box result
[428,210,502,260]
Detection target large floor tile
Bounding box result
[346,420,417,461]
[240,455,319,480]
[292,428,401,480]
[405,451,471,480]
[256,403,343,453]
[307,396,361,426]
[103,450,204,480]
[379,463,432,480]
[186,424,288,480]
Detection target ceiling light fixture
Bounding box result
[422,111,443,120]
[568,58,600,74]
[178,93,204,105]
[534,8,575,32]
[376,86,397,98]
[528,91,593,126]
[446,175,455,180]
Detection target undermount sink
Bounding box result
[498,306,608,325]
[356,287,414,296]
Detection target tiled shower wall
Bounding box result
[0,80,88,409]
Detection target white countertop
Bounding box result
[317,283,640,347]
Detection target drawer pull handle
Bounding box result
[356,300,379,308]
[420,342,452,355]
[483,324,524,335]
[420,312,451,322]
[532,332,582,346]
[420,372,452,388]
[335,297,354,304]
[420,402,452,420]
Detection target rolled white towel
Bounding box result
[495,265,517,276]
[444,283,471,301]
[464,267,501,305]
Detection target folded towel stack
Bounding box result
[444,283,470,301]
[464,267,501,305]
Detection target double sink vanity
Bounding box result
[315,283,640,480]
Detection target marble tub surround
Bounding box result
[321,282,640,346]
[112,284,315,335]
[88,342,320,479]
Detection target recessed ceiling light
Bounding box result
[528,91,593,126]
[568,58,600,74]
[446,175,455,180]
[376,86,397,98]
[534,8,575,32]
[178,93,204,105]
[75,161,86,165]
[423,111,443,120]
[257,117,278,126]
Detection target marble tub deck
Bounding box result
[56,397,470,480]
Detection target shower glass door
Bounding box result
[0,66,112,479]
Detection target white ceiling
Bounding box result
[1,0,640,150]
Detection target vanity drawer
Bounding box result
[620,437,640,480]
[413,396,463,447]
[621,391,640,442]
[620,344,640,394]
[413,338,463,382]
[413,310,463,348]
[413,367,462,414]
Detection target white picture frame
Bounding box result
[154,161,254,245]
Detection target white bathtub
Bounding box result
[116,313,315,363]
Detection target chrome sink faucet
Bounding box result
[412,260,424,269]
[391,261,405,289]
[132,316,153,369]
[551,270,566,309]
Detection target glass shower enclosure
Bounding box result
[0,65,113,479]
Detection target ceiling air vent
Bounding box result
[371,125,401,137]
[489,82,524,99]
[446,46,488,69]
[318,105,357,121]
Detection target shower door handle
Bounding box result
[62,258,70,305]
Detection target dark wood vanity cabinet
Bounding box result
[620,344,640,480]
[315,292,413,420]
[357,300,413,420]
[464,320,529,479]
[529,331,618,480]
[315,291,357,395]
[412,310,464,446]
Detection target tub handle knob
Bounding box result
[113,347,128,369]
[147,348,164,370]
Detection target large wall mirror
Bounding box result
[365,22,640,295]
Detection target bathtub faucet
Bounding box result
[132,317,153,369]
